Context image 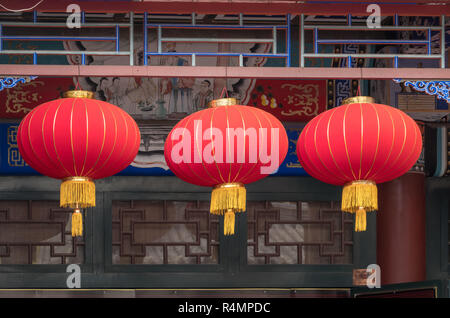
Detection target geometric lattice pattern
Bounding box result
[112,200,219,265]
[0,200,84,265]
[247,201,353,265]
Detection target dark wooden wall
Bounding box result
[0,174,447,296]
[0,175,376,289]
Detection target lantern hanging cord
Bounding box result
[357,68,363,96]
[219,86,229,99]
[75,65,81,90]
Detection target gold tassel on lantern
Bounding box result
[60,177,96,208]
[355,207,367,232]
[341,180,378,232]
[71,208,83,237]
[224,210,235,235]
[210,182,246,236]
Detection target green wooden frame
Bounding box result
[425,178,449,282]
[0,175,376,289]
[0,191,94,274]
[352,279,447,298]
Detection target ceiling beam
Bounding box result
[0,1,448,16]
[1,65,449,80]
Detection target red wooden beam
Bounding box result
[304,0,447,3]
[0,1,448,16]
[1,65,449,79]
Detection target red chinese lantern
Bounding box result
[296,96,422,232]
[164,98,288,235]
[17,90,141,236]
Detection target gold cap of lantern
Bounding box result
[342,96,375,104]
[63,90,95,99]
[208,98,239,108]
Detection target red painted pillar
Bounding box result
[377,172,426,285]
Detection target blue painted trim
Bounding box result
[428,28,432,55]
[116,24,120,52]
[393,79,450,102]
[286,13,291,67]
[0,76,37,91]
[144,12,148,66]
[146,52,288,57]
[146,24,287,29]
[317,39,429,44]
[1,36,116,41]
[144,15,290,65]
[314,28,318,54]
